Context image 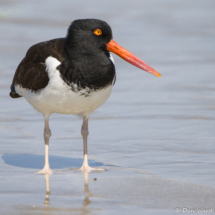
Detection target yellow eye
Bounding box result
[94,29,102,36]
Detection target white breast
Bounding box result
[15,56,113,117]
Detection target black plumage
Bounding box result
[10,19,115,98]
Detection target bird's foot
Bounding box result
[36,167,53,175]
[79,165,104,172]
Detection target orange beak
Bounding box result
[106,39,161,77]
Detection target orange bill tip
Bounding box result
[150,69,161,77]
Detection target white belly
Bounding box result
[15,56,113,117]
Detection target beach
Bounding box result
[0,1,215,214]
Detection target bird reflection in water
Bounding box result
[82,170,94,208]
[42,170,96,213]
[44,174,51,205]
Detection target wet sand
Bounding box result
[0,0,215,214]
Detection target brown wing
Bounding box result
[10,38,66,98]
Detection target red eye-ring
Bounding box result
[94,29,102,36]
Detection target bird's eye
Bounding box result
[94,29,102,36]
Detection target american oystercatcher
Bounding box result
[10,19,161,174]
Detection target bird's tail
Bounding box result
[9,85,22,98]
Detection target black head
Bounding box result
[65,19,113,56]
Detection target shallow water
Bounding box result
[0,0,215,214]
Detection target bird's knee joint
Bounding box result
[44,129,51,139]
[81,128,89,136]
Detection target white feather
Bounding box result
[109,53,115,65]
[15,56,113,117]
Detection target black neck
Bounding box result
[58,43,115,91]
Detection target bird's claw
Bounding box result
[79,165,104,172]
[36,167,53,175]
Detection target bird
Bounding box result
[10,19,161,174]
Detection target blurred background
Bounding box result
[0,0,215,214]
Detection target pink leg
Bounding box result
[36,114,53,175]
[79,117,104,172]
